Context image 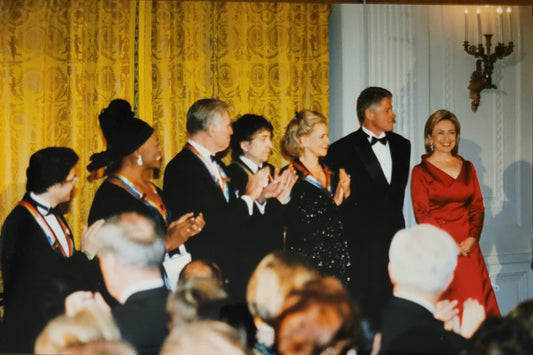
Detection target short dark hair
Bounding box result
[26,147,79,194]
[230,114,273,161]
[356,86,393,124]
[186,98,229,134]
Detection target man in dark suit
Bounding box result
[226,114,295,292]
[380,224,484,354]
[325,87,411,330]
[66,212,170,355]
[163,99,270,299]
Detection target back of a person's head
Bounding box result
[177,259,225,289]
[508,299,533,334]
[461,317,533,355]
[247,251,318,325]
[167,277,228,330]
[34,306,120,354]
[97,212,165,270]
[26,146,79,193]
[160,320,249,355]
[388,224,458,294]
[57,340,137,355]
[275,276,361,355]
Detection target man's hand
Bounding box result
[65,291,110,317]
[245,168,271,201]
[166,212,206,251]
[80,219,105,259]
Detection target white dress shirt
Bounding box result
[30,192,70,253]
[362,126,392,184]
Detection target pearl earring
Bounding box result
[137,155,143,166]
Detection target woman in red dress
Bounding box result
[411,109,500,319]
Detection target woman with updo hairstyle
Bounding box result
[280,110,352,286]
[87,100,205,274]
[411,109,500,320]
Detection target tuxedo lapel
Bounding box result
[184,148,229,203]
[354,129,390,188]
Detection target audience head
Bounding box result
[88,99,156,173]
[57,340,137,355]
[461,316,533,355]
[247,251,318,326]
[356,86,393,125]
[167,277,228,330]
[26,147,78,195]
[160,320,249,355]
[97,212,165,298]
[230,114,274,163]
[509,299,533,334]
[281,110,328,160]
[388,224,458,295]
[178,259,225,289]
[424,109,461,156]
[34,305,120,354]
[275,276,361,355]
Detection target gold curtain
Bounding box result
[0,0,329,245]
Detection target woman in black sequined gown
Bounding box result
[281,110,352,286]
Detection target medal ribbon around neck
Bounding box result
[111,175,167,224]
[186,143,230,202]
[19,200,74,257]
[292,160,333,195]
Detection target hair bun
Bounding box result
[98,99,135,146]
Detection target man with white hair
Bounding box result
[66,212,169,355]
[380,224,484,355]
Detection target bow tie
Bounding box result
[370,136,388,146]
[33,200,55,215]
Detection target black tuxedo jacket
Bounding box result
[380,297,466,355]
[325,129,410,320]
[0,194,101,353]
[112,286,169,355]
[163,147,251,298]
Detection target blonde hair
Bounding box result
[424,109,461,156]
[281,110,327,160]
[246,251,318,326]
[34,306,120,354]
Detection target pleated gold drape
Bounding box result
[0,0,329,244]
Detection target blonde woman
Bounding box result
[281,110,351,285]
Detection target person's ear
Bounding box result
[240,141,250,154]
[365,108,374,122]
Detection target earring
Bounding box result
[137,155,143,166]
[430,141,434,151]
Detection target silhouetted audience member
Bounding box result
[247,251,319,355]
[509,299,533,334]
[275,276,361,355]
[461,317,533,355]
[167,277,228,330]
[160,320,250,355]
[177,259,225,289]
[380,224,485,355]
[34,305,120,354]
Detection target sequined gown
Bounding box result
[411,155,500,318]
[283,161,351,285]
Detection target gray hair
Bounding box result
[186,98,230,134]
[97,212,165,270]
[388,224,458,294]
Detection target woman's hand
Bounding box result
[80,219,105,259]
[165,212,206,252]
[459,237,476,257]
[333,168,351,206]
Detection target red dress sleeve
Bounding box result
[466,163,485,241]
[410,165,439,226]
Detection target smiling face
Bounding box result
[429,119,458,155]
[364,97,396,136]
[301,122,330,159]
[241,129,273,165]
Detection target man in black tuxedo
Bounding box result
[66,212,170,355]
[325,87,411,330]
[380,224,485,354]
[163,99,270,299]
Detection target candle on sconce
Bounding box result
[464,9,469,41]
[497,7,503,43]
[476,9,482,44]
[507,7,512,42]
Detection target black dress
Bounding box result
[283,160,351,286]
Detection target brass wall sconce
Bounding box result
[463,7,514,112]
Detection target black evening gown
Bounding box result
[283,160,351,286]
